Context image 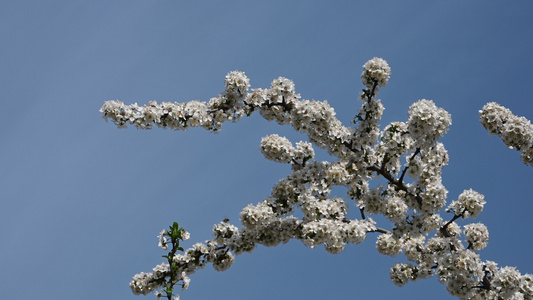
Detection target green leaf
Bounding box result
[165,286,174,296]
[169,222,181,240]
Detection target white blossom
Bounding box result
[407,99,452,148]
[376,233,403,256]
[383,196,408,223]
[344,219,374,244]
[225,70,250,96]
[260,134,294,163]
[361,57,391,89]
[447,189,486,219]
[520,274,533,297]
[130,272,158,295]
[419,179,448,214]
[270,76,296,99]
[403,236,425,263]
[212,250,235,271]
[158,229,169,250]
[292,141,315,167]
[463,223,489,250]
[213,222,239,244]
[494,266,522,298]
[180,272,191,291]
[390,263,416,286]
[240,202,275,229]
[480,102,533,166]
[182,230,190,240]
[425,237,450,256]
[104,59,533,299]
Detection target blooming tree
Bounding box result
[100,58,533,299]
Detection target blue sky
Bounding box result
[1,1,532,299]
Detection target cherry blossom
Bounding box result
[101,58,533,299]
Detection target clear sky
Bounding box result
[1,1,532,299]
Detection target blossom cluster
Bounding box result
[361,57,391,90]
[100,71,251,132]
[259,134,315,167]
[480,102,533,166]
[408,99,452,149]
[131,230,233,298]
[446,189,486,219]
[105,58,533,299]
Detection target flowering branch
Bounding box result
[480,102,533,167]
[102,58,533,299]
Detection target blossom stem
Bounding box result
[372,227,390,234]
[399,148,421,185]
[367,164,423,207]
[439,209,465,238]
